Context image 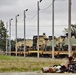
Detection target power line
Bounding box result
[40,0,66,10]
[27,12,37,20]
[56,0,66,1]
[11,25,68,27]
[40,3,53,10]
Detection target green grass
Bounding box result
[0,55,16,60]
[0,55,66,72]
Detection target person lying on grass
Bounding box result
[42,56,76,73]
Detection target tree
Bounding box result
[0,20,7,51]
[64,24,76,37]
[71,24,76,37]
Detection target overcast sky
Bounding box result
[0,0,76,40]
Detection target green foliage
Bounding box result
[0,20,7,51]
[71,24,76,36]
[64,24,76,37]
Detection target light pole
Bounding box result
[52,0,55,59]
[9,18,13,56]
[68,0,72,57]
[15,14,19,56]
[6,22,8,55]
[24,9,28,57]
[37,0,42,58]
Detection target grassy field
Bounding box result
[0,55,66,72]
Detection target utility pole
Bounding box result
[68,0,72,57]
[24,9,28,57]
[6,22,8,55]
[9,18,13,56]
[52,0,55,59]
[15,14,19,56]
[37,1,39,58]
[37,0,42,58]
